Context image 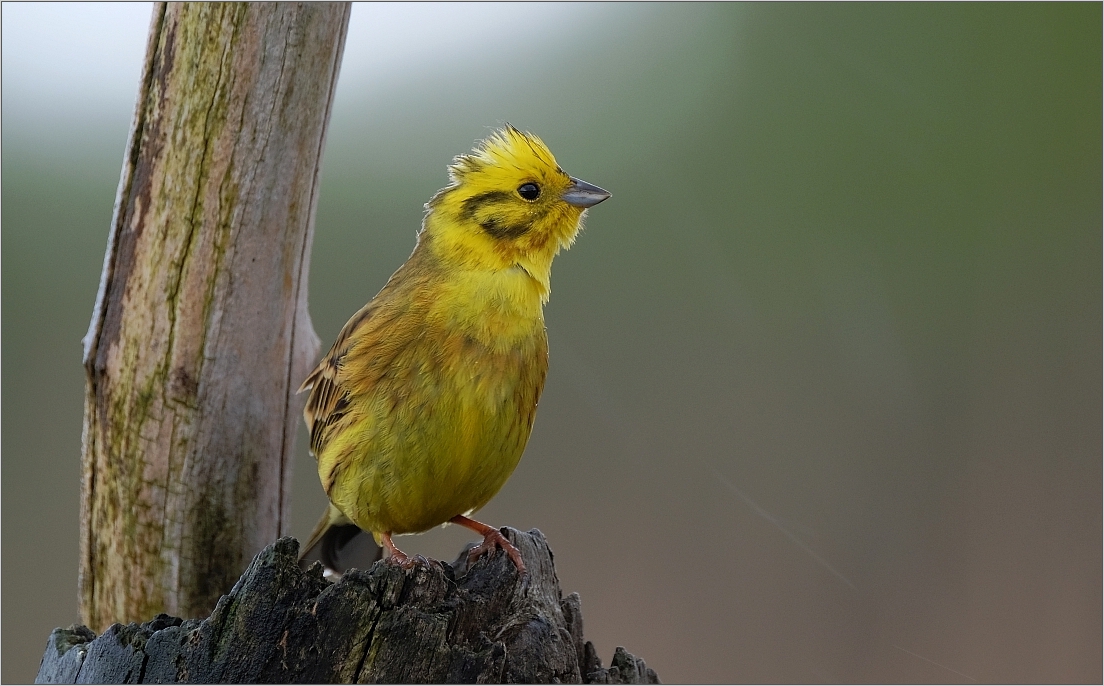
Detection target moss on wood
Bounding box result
[80,2,348,630]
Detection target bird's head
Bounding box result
[422,125,609,295]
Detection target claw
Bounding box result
[466,528,526,574]
[450,515,527,582]
[404,554,432,570]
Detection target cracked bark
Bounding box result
[39,530,660,684]
[79,2,350,632]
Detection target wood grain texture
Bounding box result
[79,2,350,631]
[38,529,660,684]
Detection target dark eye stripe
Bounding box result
[461,189,538,239]
[479,215,532,239]
[459,190,514,220]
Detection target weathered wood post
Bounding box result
[79,2,351,631]
[39,530,662,684]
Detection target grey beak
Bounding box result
[562,177,611,208]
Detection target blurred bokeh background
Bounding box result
[3,2,1100,682]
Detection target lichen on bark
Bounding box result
[79,2,349,631]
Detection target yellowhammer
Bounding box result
[299,125,609,577]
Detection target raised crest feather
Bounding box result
[446,124,559,183]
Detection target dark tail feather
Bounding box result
[298,505,383,576]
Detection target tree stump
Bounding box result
[36,529,660,684]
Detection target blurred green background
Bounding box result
[3,2,1100,682]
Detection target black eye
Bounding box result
[517,183,540,200]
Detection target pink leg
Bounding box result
[450,515,527,575]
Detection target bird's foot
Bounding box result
[450,515,527,579]
[380,532,416,567]
[396,554,433,570]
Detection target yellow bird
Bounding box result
[299,125,609,577]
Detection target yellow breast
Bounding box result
[317,263,548,537]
